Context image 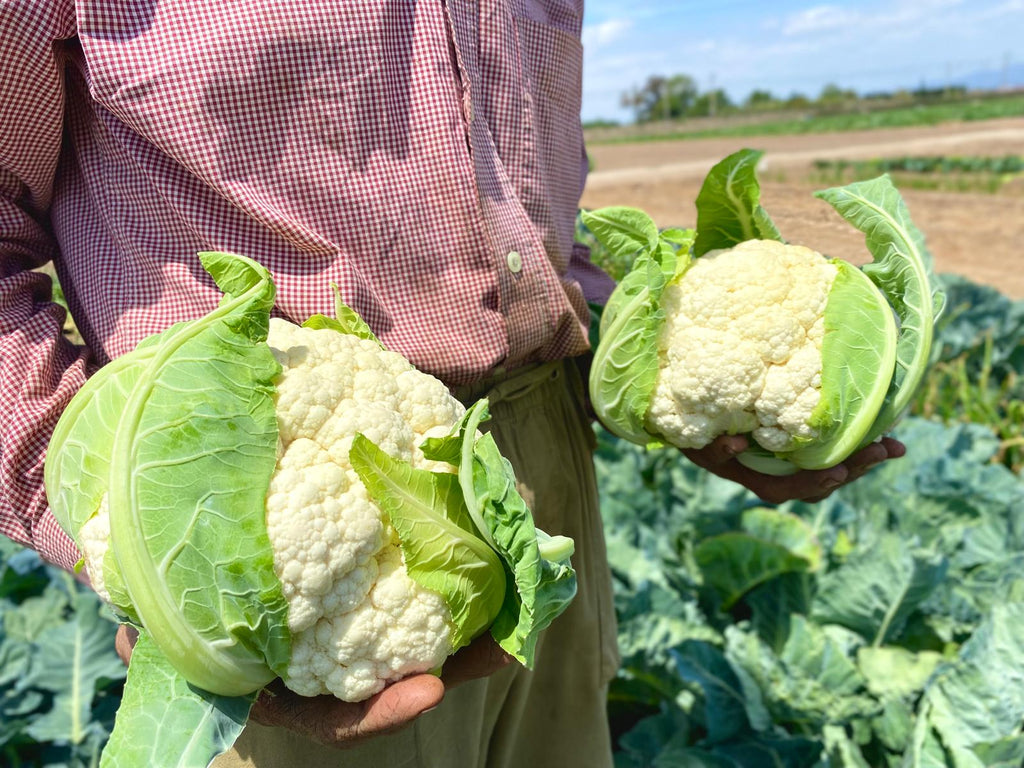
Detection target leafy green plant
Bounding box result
[577,213,633,283]
[912,275,1024,472]
[601,414,1024,767]
[0,536,124,768]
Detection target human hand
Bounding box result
[114,624,512,749]
[682,435,906,504]
[114,622,138,666]
[250,633,512,747]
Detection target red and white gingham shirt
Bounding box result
[0,0,613,569]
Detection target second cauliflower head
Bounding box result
[585,149,945,475]
[647,240,838,454]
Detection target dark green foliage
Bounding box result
[914,276,1024,472]
[602,413,1024,766]
[0,537,125,768]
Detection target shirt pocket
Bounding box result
[513,15,583,164]
[511,15,585,271]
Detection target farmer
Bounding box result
[0,2,902,766]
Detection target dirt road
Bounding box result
[580,117,1024,298]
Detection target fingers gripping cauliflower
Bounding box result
[646,240,837,454]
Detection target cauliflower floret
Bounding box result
[265,319,464,701]
[646,241,837,452]
[285,546,452,701]
[78,496,112,603]
[264,438,383,632]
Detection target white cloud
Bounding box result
[986,0,1024,15]
[779,0,970,38]
[582,18,633,49]
[781,5,861,36]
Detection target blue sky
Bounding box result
[580,0,1024,122]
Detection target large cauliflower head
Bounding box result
[646,240,838,453]
[265,319,466,701]
[76,319,468,703]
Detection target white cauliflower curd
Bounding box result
[264,319,464,701]
[646,240,838,453]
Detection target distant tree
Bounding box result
[621,74,698,122]
[783,92,811,109]
[689,88,733,117]
[744,89,777,110]
[817,82,858,106]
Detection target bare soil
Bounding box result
[580,117,1024,298]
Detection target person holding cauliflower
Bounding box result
[0,2,902,767]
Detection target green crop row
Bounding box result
[814,155,1023,175]
[808,155,1024,194]
[586,94,1024,145]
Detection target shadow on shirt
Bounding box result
[202,3,413,184]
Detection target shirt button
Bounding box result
[506,250,523,273]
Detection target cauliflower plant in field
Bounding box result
[44,252,576,767]
[585,149,944,475]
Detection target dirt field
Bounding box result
[580,117,1024,298]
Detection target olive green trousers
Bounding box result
[215,359,619,768]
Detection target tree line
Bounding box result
[618,73,969,124]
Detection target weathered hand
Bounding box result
[437,631,515,688]
[113,624,512,749]
[682,434,906,504]
[249,633,512,748]
[114,622,138,667]
[248,673,443,747]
